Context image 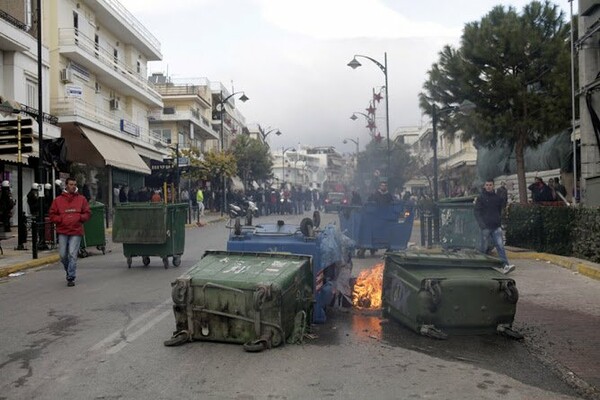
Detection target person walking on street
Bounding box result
[474,179,515,274]
[48,177,91,286]
[0,181,15,232]
[196,187,205,217]
[496,181,508,209]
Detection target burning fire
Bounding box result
[352,263,384,309]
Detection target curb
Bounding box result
[0,254,60,278]
[508,250,600,281]
[0,216,227,279]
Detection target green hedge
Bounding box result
[504,204,600,261]
[572,208,600,263]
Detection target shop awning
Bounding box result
[64,127,151,174]
[133,144,165,161]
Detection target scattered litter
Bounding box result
[304,333,318,340]
[369,335,378,340]
[8,272,24,277]
[546,261,551,264]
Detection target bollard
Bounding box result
[420,212,426,247]
[426,211,433,248]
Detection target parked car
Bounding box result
[323,192,348,213]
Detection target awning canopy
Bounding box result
[133,144,165,161]
[64,126,151,174]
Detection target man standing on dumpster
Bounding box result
[49,177,91,287]
[474,179,515,274]
[368,179,393,204]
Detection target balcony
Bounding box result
[51,96,162,146]
[0,10,35,52]
[82,0,161,60]
[153,109,218,141]
[58,28,162,107]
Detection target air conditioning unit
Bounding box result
[109,98,120,111]
[60,68,73,83]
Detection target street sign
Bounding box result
[151,161,174,171]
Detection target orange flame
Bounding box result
[352,263,383,309]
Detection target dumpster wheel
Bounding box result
[420,324,448,340]
[126,256,132,268]
[173,255,181,267]
[142,256,151,266]
[97,245,106,255]
[164,330,190,347]
[356,248,366,258]
[78,248,88,258]
[162,257,169,269]
[497,324,524,340]
[312,211,321,228]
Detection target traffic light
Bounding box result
[0,117,33,155]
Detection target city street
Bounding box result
[0,212,598,400]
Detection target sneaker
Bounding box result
[502,264,515,274]
[67,281,75,287]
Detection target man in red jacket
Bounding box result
[49,177,91,286]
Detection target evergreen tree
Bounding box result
[420,1,571,203]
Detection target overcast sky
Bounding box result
[119,0,577,154]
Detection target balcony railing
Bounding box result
[20,104,59,125]
[0,9,27,31]
[99,0,161,53]
[58,28,161,104]
[51,96,162,146]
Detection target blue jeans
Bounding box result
[480,227,509,265]
[58,234,82,281]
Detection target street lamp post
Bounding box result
[343,137,359,165]
[348,52,390,176]
[281,146,295,186]
[260,126,282,145]
[218,90,249,216]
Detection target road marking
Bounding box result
[90,298,172,354]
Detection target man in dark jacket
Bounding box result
[528,177,554,203]
[368,181,393,204]
[49,177,91,286]
[474,179,515,274]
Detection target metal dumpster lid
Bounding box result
[183,251,312,288]
[386,249,503,268]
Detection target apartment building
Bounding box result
[148,73,217,153]
[0,0,61,225]
[578,0,600,204]
[45,0,164,208]
[210,82,247,151]
[405,124,477,198]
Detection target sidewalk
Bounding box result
[0,211,226,278]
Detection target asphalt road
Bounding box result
[0,212,596,400]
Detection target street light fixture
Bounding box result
[259,126,282,146]
[347,52,390,176]
[350,112,377,137]
[281,146,295,186]
[431,100,476,243]
[218,90,249,216]
[343,137,359,176]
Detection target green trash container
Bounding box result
[112,203,188,269]
[165,251,313,350]
[438,196,482,250]
[382,249,521,339]
[79,201,106,257]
